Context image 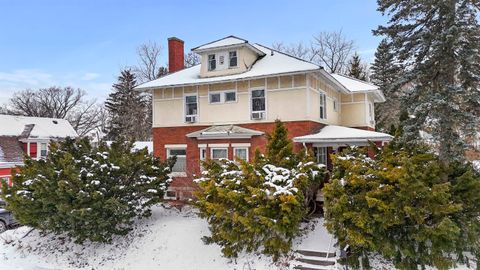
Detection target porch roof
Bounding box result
[186,125,264,140]
[293,125,393,146]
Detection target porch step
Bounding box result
[297,249,336,258]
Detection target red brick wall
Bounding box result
[153,121,325,200]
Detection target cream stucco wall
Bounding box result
[152,72,378,128]
[199,46,258,78]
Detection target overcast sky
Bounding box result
[0,0,387,105]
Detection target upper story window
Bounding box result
[209,90,236,104]
[333,98,338,112]
[229,51,237,68]
[208,54,216,71]
[185,95,198,122]
[251,89,265,112]
[319,92,327,120]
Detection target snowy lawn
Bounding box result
[0,205,285,270]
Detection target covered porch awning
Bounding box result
[186,125,264,140]
[293,125,393,147]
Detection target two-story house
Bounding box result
[0,114,78,186]
[135,36,392,200]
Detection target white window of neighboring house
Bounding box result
[209,90,236,104]
[315,147,328,165]
[234,148,248,161]
[211,148,228,160]
[40,143,48,157]
[229,51,237,67]
[185,95,198,117]
[167,148,187,172]
[208,54,216,71]
[251,89,266,113]
[333,98,338,112]
[319,92,327,120]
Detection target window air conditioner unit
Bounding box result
[251,112,265,120]
[185,116,197,123]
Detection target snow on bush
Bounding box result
[1,138,175,243]
[194,120,326,261]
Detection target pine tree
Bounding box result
[374,0,480,163]
[347,52,368,80]
[370,39,403,131]
[105,69,151,141]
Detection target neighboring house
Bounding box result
[135,36,392,200]
[0,115,78,185]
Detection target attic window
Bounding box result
[229,51,237,67]
[208,54,216,71]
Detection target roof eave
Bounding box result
[293,136,393,143]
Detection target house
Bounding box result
[135,36,393,200]
[0,115,78,185]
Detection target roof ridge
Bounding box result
[253,43,323,69]
[191,35,247,51]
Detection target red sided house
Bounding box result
[0,115,78,185]
[135,36,393,201]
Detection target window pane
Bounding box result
[225,92,236,102]
[169,149,186,156]
[252,98,265,111]
[186,103,197,115]
[210,93,221,103]
[172,156,186,172]
[186,96,196,103]
[252,89,264,98]
[229,51,237,67]
[234,148,247,160]
[212,148,228,159]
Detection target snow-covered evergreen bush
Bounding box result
[194,120,325,260]
[1,138,174,243]
[324,141,480,270]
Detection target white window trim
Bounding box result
[208,89,237,104]
[210,147,228,160]
[249,87,267,118]
[233,147,249,162]
[39,142,48,158]
[184,94,198,123]
[319,91,327,120]
[208,54,216,71]
[228,50,238,68]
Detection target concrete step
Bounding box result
[296,257,336,266]
[293,261,333,270]
[297,249,336,258]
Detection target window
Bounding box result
[209,93,221,103]
[40,143,48,157]
[369,103,373,121]
[319,92,327,119]
[251,89,266,112]
[167,148,187,172]
[209,90,236,104]
[224,91,236,102]
[229,51,237,67]
[211,148,228,160]
[333,98,338,112]
[199,148,207,161]
[185,95,198,116]
[234,148,248,161]
[314,147,328,165]
[208,54,216,71]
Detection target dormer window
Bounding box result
[208,54,216,71]
[229,51,237,67]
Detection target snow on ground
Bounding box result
[473,160,480,172]
[0,206,476,270]
[0,205,279,270]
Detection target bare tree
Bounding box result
[185,52,201,68]
[311,30,355,74]
[8,87,102,137]
[133,41,168,83]
[272,30,355,74]
[272,42,316,61]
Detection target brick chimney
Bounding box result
[168,37,184,73]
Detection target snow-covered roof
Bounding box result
[330,74,385,102]
[293,125,393,145]
[0,136,25,165]
[192,36,246,51]
[0,115,78,139]
[133,141,153,153]
[187,125,263,139]
[136,43,322,90]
